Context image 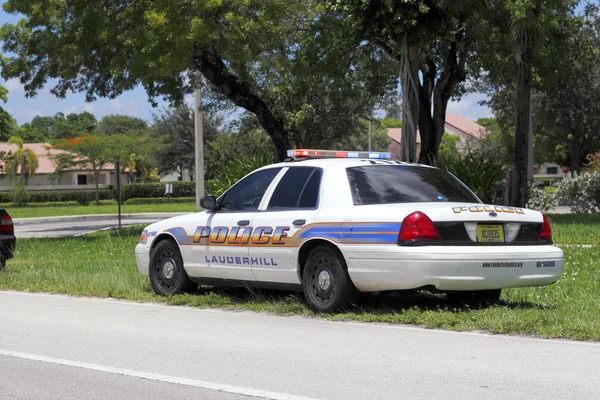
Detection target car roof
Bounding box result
[263,158,438,169]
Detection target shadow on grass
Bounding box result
[188,285,553,314]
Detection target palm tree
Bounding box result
[5,136,39,184]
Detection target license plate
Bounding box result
[477,224,504,243]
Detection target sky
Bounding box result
[0,2,496,127]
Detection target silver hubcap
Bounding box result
[162,260,175,280]
[317,270,331,291]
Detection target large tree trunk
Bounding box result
[399,35,420,162]
[418,40,468,164]
[194,45,290,162]
[569,135,583,173]
[510,51,532,208]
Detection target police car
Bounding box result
[135,149,564,312]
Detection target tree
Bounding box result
[97,115,148,136]
[471,0,578,207]
[327,119,391,152]
[531,5,600,172]
[65,111,97,135]
[333,0,485,163]
[0,0,395,162]
[50,134,111,205]
[151,104,222,181]
[0,83,14,137]
[4,136,39,184]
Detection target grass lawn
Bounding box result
[547,213,600,245]
[5,203,196,219]
[1,217,599,341]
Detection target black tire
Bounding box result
[446,289,502,306]
[302,245,360,313]
[149,240,196,295]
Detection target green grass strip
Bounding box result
[1,225,599,341]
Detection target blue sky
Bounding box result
[0,2,496,126]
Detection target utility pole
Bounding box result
[194,86,205,211]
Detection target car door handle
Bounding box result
[292,219,306,226]
[238,220,250,226]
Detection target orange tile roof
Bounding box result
[386,114,485,144]
[444,114,486,139]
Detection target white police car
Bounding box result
[135,149,564,312]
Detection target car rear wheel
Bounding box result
[446,289,502,306]
[302,245,359,313]
[149,240,196,296]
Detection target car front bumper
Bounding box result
[341,245,564,292]
[135,243,151,276]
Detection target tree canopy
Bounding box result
[0,0,396,161]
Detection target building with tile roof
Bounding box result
[0,142,118,191]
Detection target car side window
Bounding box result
[268,167,322,210]
[220,168,282,211]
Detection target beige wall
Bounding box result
[0,170,116,191]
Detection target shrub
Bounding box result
[123,197,195,205]
[0,201,79,208]
[114,182,196,201]
[554,172,600,213]
[10,178,30,206]
[25,190,113,205]
[207,154,273,196]
[88,200,118,206]
[437,151,507,204]
[526,182,557,213]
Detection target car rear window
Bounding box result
[346,165,480,205]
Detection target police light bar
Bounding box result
[286,149,392,160]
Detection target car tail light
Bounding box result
[399,211,442,245]
[539,214,552,243]
[0,214,14,234]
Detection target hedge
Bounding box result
[0,201,79,208]
[0,181,211,205]
[112,182,196,201]
[0,190,113,205]
[124,197,196,205]
[88,200,118,206]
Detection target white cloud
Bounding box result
[2,78,24,95]
[109,99,141,116]
[447,94,492,121]
[63,105,79,115]
[22,107,43,120]
[83,103,95,113]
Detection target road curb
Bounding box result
[13,212,191,225]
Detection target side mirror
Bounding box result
[200,194,218,211]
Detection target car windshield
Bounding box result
[346,164,480,205]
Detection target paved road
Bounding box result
[13,218,160,238]
[1,291,599,400]
[12,213,185,238]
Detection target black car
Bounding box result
[0,208,15,270]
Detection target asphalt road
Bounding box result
[12,214,182,238]
[1,291,599,400]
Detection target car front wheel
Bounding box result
[302,245,360,313]
[149,240,196,295]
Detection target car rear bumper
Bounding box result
[135,244,150,276]
[341,245,564,292]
